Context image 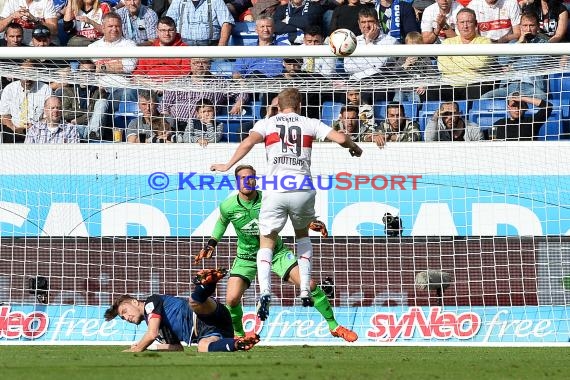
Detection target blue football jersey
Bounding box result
[143,294,194,344]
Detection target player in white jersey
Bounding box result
[211,88,362,320]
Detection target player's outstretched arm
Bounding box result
[124,317,162,352]
[210,132,264,172]
[326,129,363,157]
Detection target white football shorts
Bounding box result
[259,190,316,235]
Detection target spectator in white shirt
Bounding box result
[0,0,58,45]
[468,0,521,43]
[344,7,398,80]
[421,0,463,44]
[0,60,52,143]
[89,12,138,112]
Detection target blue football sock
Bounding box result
[191,284,215,303]
[207,338,236,352]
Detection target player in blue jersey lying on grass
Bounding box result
[104,268,259,352]
[194,164,358,342]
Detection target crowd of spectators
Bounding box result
[0,0,568,144]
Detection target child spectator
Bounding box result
[180,99,224,146]
[393,31,438,103]
[346,88,376,132]
[148,117,175,143]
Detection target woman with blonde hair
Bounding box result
[63,0,111,45]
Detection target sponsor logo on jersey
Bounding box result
[241,219,259,235]
[145,302,155,314]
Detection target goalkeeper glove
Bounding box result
[309,220,329,238]
[194,239,217,264]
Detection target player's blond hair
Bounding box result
[405,31,423,45]
[278,88,301,113]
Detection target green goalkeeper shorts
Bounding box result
[229,247,297,287]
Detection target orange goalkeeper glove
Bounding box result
[194,239,217,264]
[309,220,329,238]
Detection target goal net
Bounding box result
[0,44,569,345]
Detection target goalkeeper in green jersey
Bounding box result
[194,164,358,342]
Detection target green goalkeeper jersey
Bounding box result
[211,191,285,261]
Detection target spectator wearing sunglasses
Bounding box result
[425,101,483,141]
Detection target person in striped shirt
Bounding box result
[24,96,80,143]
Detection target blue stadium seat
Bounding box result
[217,104,257,142]
[471,99,506,112]
[559,75,570,110]
[219,121,242,143]
[468,99,507,132]
[321,102,343,127]
[537,109,562,140]
[113,101,141,130]
[251,99,263,120]
[229,22,258,46]
[374,102,387,122]
[335,59,345,73]
[529,101,568,140]
[210,59,235,78]
[549,73,562,94]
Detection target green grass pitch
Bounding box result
[0,346,568,380]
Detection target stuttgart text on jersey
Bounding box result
[273,156,305,166]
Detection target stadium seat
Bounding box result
[558,75,570,109]
[549,73,562,94]
[321,101,343,127]
[217,104,257,142]
[548,72,570,112]
[229,22,258,46]
[211,59,235,78]
[113,101,141,130]
[471,99,506,112]
[533,103,568,140]
[537,111,561,140]
[335,59,345,74]
[468,99,507,133]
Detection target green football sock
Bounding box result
[311,286,339,331]
[226,304,245,337]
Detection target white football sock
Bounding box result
[257,248,273,295]
[296,237,313,294]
